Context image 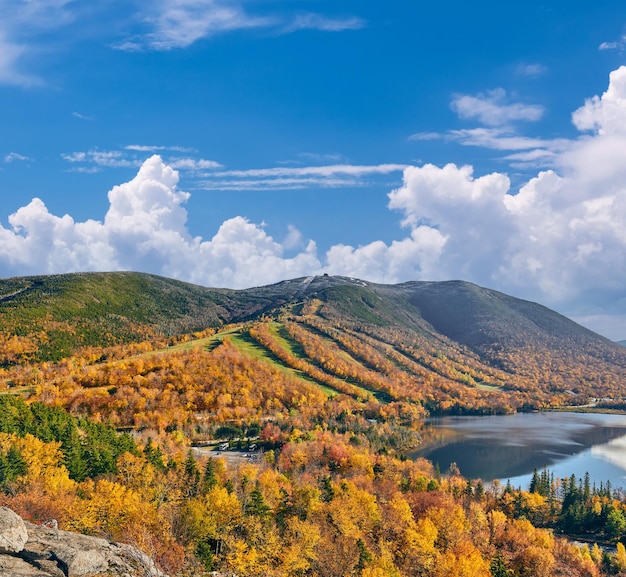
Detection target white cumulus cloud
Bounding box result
[0,155,321,287]
[3,67,626,339]
[388,66,626,321]
[326,227,447,283]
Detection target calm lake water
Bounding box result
[409,412,626,490]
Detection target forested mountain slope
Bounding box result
[2,272,626,413]
[0,272,289,361]
[3,273,626,576]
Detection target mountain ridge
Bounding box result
[2,271,626,414]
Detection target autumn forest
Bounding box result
[2,272,626,576]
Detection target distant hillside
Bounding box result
[0,272,284,360]
[385,279,623,375]
[619,340,626,347]
[2,272,626,413]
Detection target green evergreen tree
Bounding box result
[539,467,552,497]
[320,475,334,502]
[0,447,27,490]
[143,438,166,470]
[490,552,511,577]
[246,482,271,519]
[583,471,591,501]
[183,450,201,497]
[201,457,218,492]
[275,487,292,530]
[475,480,485,500]
[356,539,372,572]
[529,469,540,494]
[195,540,213,572]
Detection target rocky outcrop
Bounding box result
[0,507,28,554]
[0,508,165,577]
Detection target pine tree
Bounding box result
[246,482,270,519]
[0,447,27,489]
[320,475,334,502]
[583,471,591,501]
[490,552,511,577]
[529,469,540,494]
[202,457,218,492]
[143,437,166,470]
[183,450,201,498]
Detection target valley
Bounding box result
[1,272,626,576]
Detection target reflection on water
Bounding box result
[409,412,626,489]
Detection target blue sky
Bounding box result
[1,0,626,340]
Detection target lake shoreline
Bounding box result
[409,412,626,489]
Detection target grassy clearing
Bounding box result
[273,322,388,402]
[0,386,36,397]
[167,327,242,353]
[122,327,241,359]
[271,323,306,357]
[225,329,337,397]
[227,331,279,361]
[270,322,380,399]
[476,382,503,392]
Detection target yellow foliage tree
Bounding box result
[279,517,321,576]
[66,478,159,543]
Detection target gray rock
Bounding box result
[0,555,50,577]
[0,506,28,554]
[42,544,108,577]
[0,510,166,577]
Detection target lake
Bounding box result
[409,412,626,490]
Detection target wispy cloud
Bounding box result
[516,63,548,78]
[115,0,274,51]
[125,144,198,153]
[114,1,364,51]
[198,163,407,190]
[447,128,570,153]
[62,150,141,170]
[408,132,441,142]
[168,157,223,170]
[6,0,75,27]
[276,152,346,166]
[0,0,76,85]
[282,13,365,34]
[61,146,223,174]
[599,34,626,51]
[451,88,544,127]
[4,152,33,163]
[0,31,29,85]
[409,88,561,168]
[213,164,406,178]
[501,148,559,167]
[197,177,365,190]
[0,0,365,80]
[409,128,571,169]
[72,112,94,121]
[297,152,346,163]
